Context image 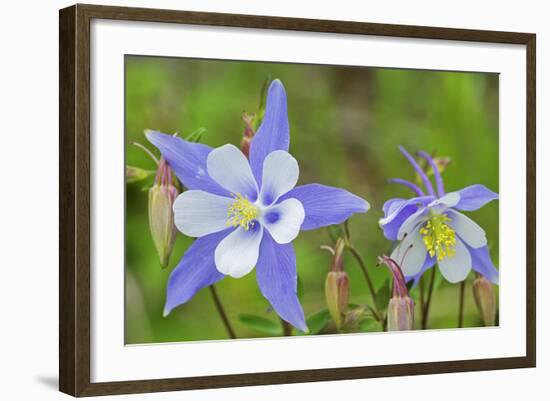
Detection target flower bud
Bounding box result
[241,113,255,158]
[387,296,415,331]
[148,158,179,268]
[473,274,496,326]
[126,165,153,183]
[378,255,414,331]
[325,239,349,331]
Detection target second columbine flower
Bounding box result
[379,146,499,284]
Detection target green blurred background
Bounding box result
[125,56,499,344]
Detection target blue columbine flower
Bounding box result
[147,80,370,332]
[379,146,499,284]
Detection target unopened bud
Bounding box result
[148,158,179,268]
[126,165,154,183]
[325,239,349,331]
[241,113,255,158]
[473,274,496,326]
[378,255,414,331]
[387,296,415,331]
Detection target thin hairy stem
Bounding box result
[281,319,292,336]
[421,266,437,329]
[208,285,236,339]
[458,280,466,328]
[347,245,383,323]
[130,141,160,165]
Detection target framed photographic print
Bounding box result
[59,4,536,397]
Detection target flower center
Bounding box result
[227,193,259,231]
[419,213,456,262]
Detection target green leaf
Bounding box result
[184,127,207,143]
[359,318,383,333]
[327,225,345,242]
[297,274,305,302]
[342,305,370,331]
[306,309,331,334]
[375,278,391,311]
[126,165,155,183]
[238,314,282,336]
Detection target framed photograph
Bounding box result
[59,4,536,397]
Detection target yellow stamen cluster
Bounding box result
[419,214,456,262]
[226,193,258,231]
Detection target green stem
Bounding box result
[130,141,159,165]
[419,276,426,323]
[281,319,292,336]
[458,280,466,328]
[346,245,383,323]
[208,285,236,339]
[421,266,437,329]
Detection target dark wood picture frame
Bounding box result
[59,3,536,397]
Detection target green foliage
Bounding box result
[184,127,207,143]
[238,314,283,336]
[306,309,331,335]
[375,279,391,312]
[359,318,383,333]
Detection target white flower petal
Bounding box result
[259,150,299,206]
[428,192,460,212]
[397,207,428,240]
[207,144,258,200]
[438,237,472,283]
[173,190,233,237]
[261,198,305,244]
[391,226,426,277]
[214,225,263,278]
[447,210,487,248]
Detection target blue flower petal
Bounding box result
[255,232,307,332]
[380,196,434,241]
[279,184,369,231]
[383,198,407,216]
[466,243,499,284]
[453,184,498,211]
[146,131,229,196]
[163,229,232,316]
[249,80,290,187]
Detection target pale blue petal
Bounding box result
[406,254,436,287]
[214,224,263,278]
[447,209,487,249]
[259,150,299,206]
[206,144,258,201]
[261,198,305,244]
[390,225,427,277]
[438,237,472,283]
